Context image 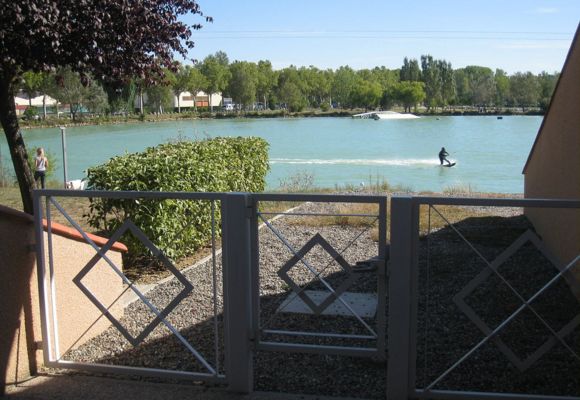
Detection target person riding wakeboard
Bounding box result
[439,147,451,166]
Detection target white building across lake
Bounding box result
[14,93,58,116]
[135,90,223,113]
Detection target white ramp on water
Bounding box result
[352,110,420,119]
[277,290,377,317]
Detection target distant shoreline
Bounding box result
[19,108,544,130]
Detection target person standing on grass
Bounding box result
[34,147,48,188]
[438,147,451,166]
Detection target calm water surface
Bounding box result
[7,116,541,193]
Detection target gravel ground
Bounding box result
[415,214,580,397]
[62,199,579,399]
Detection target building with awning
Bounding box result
[134,90,223,112]
[13,93,58,116]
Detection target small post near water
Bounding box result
[60,126,68,188]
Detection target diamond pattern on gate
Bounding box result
[278,233,359,316]
[73,219,194,347]
[453,229,580,371]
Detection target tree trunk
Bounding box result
[177,94,181,113]
[42,95,47,119]
[209,93,213,113]
[139,88,144,115]
[0,73,36,214]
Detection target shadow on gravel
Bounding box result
[415,215,580,398]
[59,215,579,399]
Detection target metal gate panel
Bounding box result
[33,190,227,384]
[387,196,580,400]
[250,193,388,359]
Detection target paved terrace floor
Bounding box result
[3,374,360,400]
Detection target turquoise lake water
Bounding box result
[4,116,542,193]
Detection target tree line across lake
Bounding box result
[20,51,558,120]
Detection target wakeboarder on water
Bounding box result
[439,147,451,166]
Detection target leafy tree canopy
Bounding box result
[256,60,277,108]
[390,81,426,113]
[400,57,421,82]
[227,61,258,109]
[20,71,44,105]
[48,67,108,120]
[0,0,209,213]
[1,1,209,83]
[200,52,231,111]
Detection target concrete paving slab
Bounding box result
[277,291,377,317]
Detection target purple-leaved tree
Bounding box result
[0,0,209,213]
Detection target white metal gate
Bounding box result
[387,196,580,400]
[33,190,231,385]
[247,193,388,396]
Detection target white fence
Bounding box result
[33,190,580,398]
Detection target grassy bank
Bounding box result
[0,181,515,236]
[18,109,354,130]
[1,182,521,282]
[18,106,543,130]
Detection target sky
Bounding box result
[181,0,580,74]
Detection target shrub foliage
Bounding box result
[86,136,269,260]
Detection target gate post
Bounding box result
[222,193,254,393]
[387,196,419,400]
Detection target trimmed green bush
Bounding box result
[86,136,269,260]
